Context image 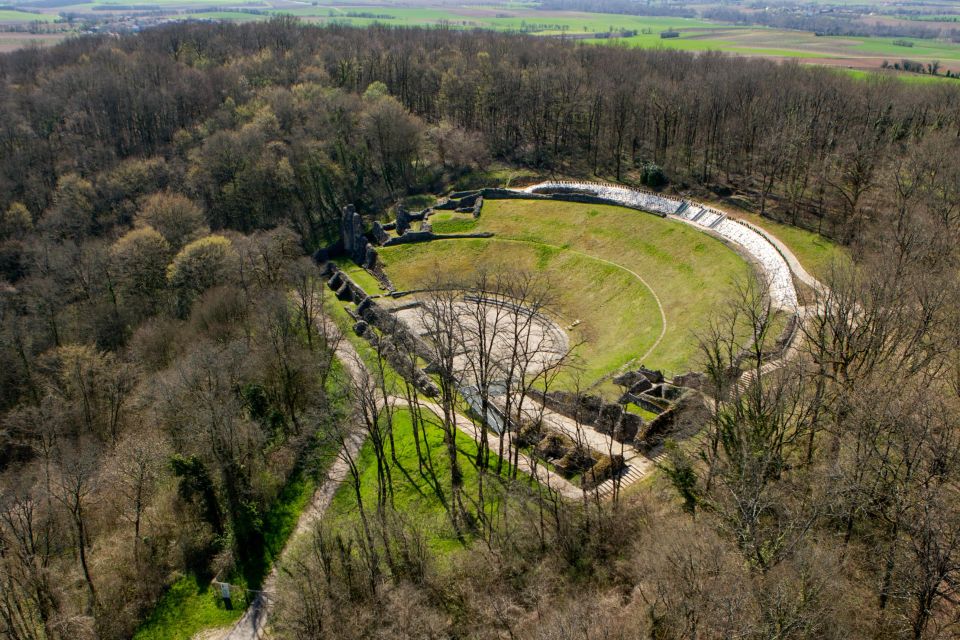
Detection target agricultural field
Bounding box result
[5,0,960,75]
[0,32,64,51]
[0,9,55,21]
[377,199,753,386]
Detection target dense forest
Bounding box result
[0,20,959,640]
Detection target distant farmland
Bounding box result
[3,0,960,76]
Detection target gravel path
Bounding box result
[201,329,368,640]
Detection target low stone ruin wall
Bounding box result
[355,298,435,365]
[434,187,667,218]
[322,262,438,396]
[517,422,625,489]
[325,266,369,305]
[529,389,643,444]
[634,391,706,453]
[436,191,484,218]
[352,319,438,396]
[382,230,494,246]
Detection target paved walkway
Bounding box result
[412,398,584,500]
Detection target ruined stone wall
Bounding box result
[340,204,371,264]
[323,262,437,395]
[382,230,494,246]
[530,390,643,444]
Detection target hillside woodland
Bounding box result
[0,20,959,640]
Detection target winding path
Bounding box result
[206,322,586,640]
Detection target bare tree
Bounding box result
[50,442,101,620]
[416,282,469,535]
[109,431,167,566]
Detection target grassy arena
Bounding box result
[378,200,753,387]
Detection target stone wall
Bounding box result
[395,205,413,235]
[531,390,643,444]
[386,194,493,245]
[340,204,370,264]
[322,262,438,396]
[353,319,439,396]
[634,391,706,452]
[382,230,494,246]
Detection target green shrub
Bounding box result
[640,162,667,188]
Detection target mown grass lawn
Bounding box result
[430,211,478,234]
[325,408,489,553]
[380,200,750,384]
[333,257,384,293]
[380,237,663,389]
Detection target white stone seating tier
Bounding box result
[520,181,799,310]
[524,180,683,216]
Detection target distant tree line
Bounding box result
[1,20,956,246]
[702,6,960,40]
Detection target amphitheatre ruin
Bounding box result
[321,180,816,497]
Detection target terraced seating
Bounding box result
[519,180,799,310]
[524,180,683,217]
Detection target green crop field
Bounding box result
[10,0,960,74]
[0,9,56,21]
[378,200,752,387]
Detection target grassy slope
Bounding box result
[472,199,750,373]
[321,297,525,554]
[333,257,384,293]
[326,407,494,554]
[132,448,338,640]
[380,238,663,387]
[732,210,847,279]
[379,200,750,381]
[429,211,478,234]
[750,217,847,279]
[694,194,847,279]
[132,575,245,640]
